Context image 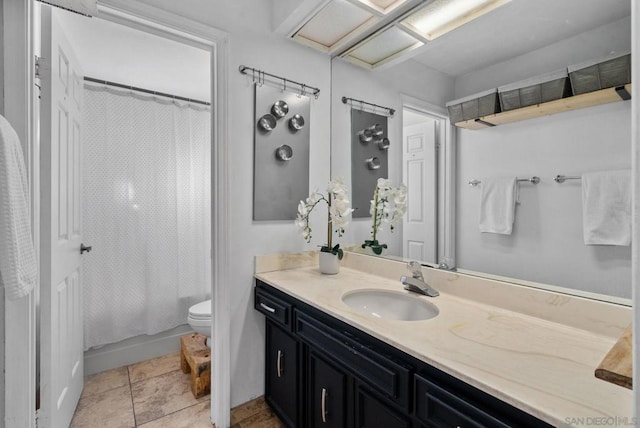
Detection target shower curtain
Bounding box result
[82,84,211,349]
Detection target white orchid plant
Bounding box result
[295,178,354,259]
[362,178,407,255]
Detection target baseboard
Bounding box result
[84,324,194,376]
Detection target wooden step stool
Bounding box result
[180,333,211,398]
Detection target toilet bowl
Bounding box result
[188,300,212,347]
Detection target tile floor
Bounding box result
[71,352,283,428]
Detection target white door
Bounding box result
[402,120,437,263]
[39,5,85,427]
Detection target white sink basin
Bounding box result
[341,289,439,321]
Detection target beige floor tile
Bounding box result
[81,366,130,398]
[128,352,182,384]
[132,369,207,425]
[138,400,213,428]
[71,384,135,428]
[235,408,283,428]
[230,396,268,425]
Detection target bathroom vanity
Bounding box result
[254,252,633,428]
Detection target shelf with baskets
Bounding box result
[454,83,632,130]
[448,53,631,130]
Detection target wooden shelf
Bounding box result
[455,84,632,130]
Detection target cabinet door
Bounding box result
[266,321,299,427]
[308,351,349,428]
[415,375,510,428]
[355,386,410,428]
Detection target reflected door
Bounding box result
[402,120,437,263]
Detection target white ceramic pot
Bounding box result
[319,251,340,275]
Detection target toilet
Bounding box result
[187,300,212,347]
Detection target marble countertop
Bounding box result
[255,260,633,428]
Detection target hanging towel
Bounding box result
[0,114,37,300]
[479,177,517,235]
[582,170,631,246]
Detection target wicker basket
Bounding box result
[569,53,631,95]
[446,89,500,124]
[498,70,572,112]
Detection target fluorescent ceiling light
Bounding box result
[354,0,409,15]
[295,0,376,52]
[343,26,423,68]
[401,0,511,41]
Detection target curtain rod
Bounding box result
[238,65,321,99]
[83,77,211,106]
[342,96,395,117]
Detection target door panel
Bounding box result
[308,352,348,428]
[402,120,437,264]
[40,5,85,427]
[265,321,299,427]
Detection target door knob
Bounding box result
[80,243,92,254]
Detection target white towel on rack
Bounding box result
[479,177,517,235]
[582,170,631,246]
[0,114,37,300]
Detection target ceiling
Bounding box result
[288,0,631,77]
[409,0,631,77]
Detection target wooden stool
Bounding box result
[180,333,211,398]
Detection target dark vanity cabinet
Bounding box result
[265,321,299,427]
[308,351,349,427]
[255,280,553,428]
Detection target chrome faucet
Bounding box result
[401,261,439,297]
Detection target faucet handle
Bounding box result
[407,261,424,280]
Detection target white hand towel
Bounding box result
[582,170,631,246]
[479,177,517,235]
[0,114,37,300]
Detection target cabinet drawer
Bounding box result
[415,375,509,428]
[255,288,291,328]
[296,311,411,410]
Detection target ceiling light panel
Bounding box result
[401,0,511,41]
[353,0,410,15]
[294,0,377,53]
[344,26,423,68]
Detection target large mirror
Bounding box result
[331,0,632,303]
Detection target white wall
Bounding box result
[632,0,639,417]
[57,10,211,101]
[227,32,331,406]
[456,101,632,298]
[454,16,631,99]
[453,16,632,299]
[55,0,333,406]
[1,0,6,421]
[127,0,454,405]
[331,59,454,255]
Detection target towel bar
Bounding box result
[554,175,581,183]
[469,176,540,186]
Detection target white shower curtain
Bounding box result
[82,84,211,349]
